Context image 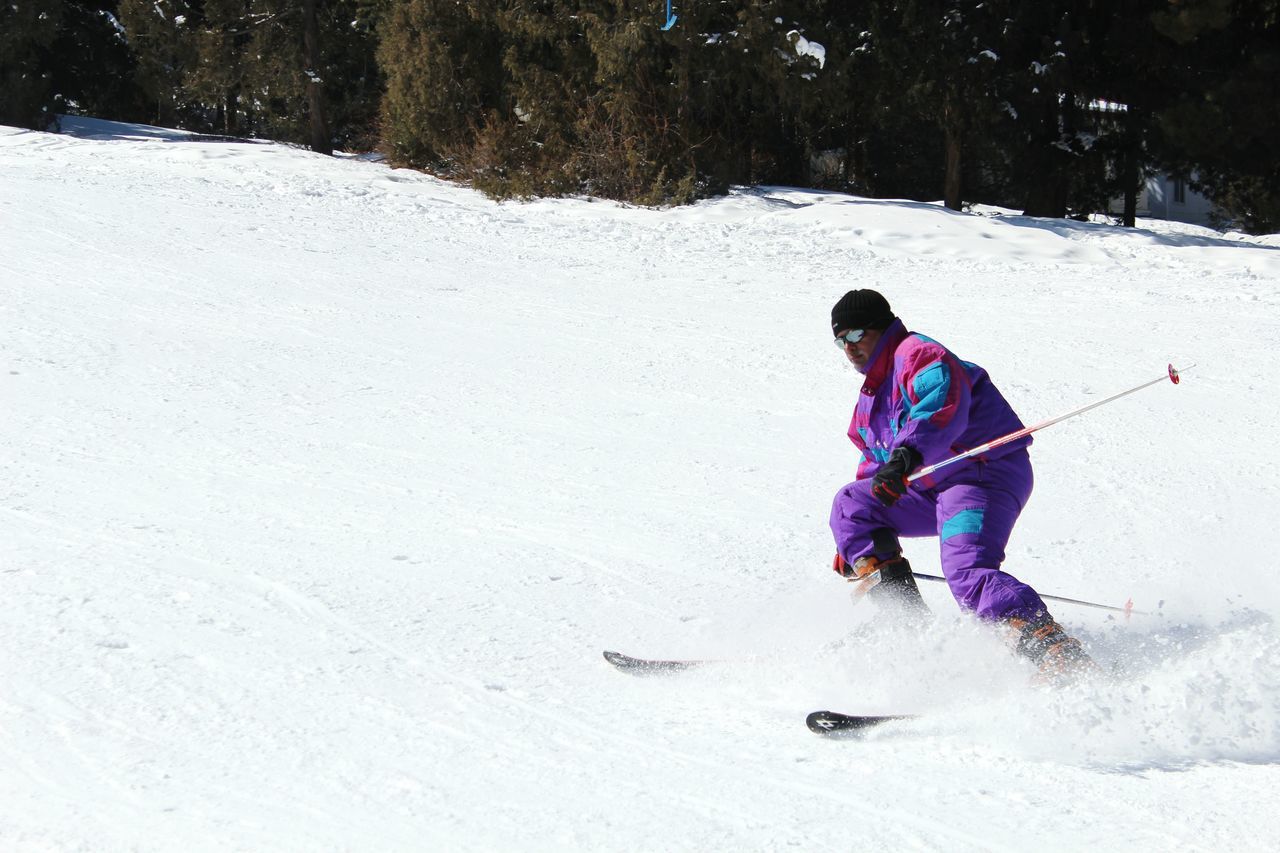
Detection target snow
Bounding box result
[788,31,827,69]
[3,115,1280,850]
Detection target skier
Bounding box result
[827,288,1095,682]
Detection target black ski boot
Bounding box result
[847,553,931,620]
[1006,614,1100,685]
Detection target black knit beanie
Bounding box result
[830,289,895,336]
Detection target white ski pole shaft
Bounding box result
[907,363,1192,485]
[909,572,1147,616]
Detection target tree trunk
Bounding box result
[1121,108,1139,227]
[1122,149,1138,228]
[846,134,868,194]
[942,92,963,210]
[303,0,332,155]
[1023,96,1071,218]
[224,87,239,137]
[943,127,963,211]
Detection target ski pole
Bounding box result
[909,571,1147,617]
[907,363,1192,485]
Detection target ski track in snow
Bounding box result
[2,117,1280,850]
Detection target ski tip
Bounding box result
[806,710,913,736]
[602,650,698,675]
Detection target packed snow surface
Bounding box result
[3,117,1280,851]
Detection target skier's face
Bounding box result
[836,327,882,373]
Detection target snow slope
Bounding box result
[3,116,1279,851]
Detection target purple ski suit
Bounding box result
[829,319,1047,622]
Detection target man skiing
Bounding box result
[827,289,1094,681]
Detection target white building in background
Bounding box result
[1111,171,1218,225]
[1121,173,1220,226]
[1087,100,1223,228]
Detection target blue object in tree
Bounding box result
[661,0,677,30]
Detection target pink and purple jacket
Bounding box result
[848,319,1030,487]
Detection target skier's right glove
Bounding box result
[871,446,923,507]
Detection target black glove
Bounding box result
[871,446,923,507]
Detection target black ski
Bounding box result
[602,650,705,675]
[806,710,916,736]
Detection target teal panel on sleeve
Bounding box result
[908,362,951,422]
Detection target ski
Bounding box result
[806,710,916,736]
[602,650,705,674]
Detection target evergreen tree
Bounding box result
[51,2,146,122]
[378,0,506,171]
[867,0,1010,210]
[2,1,147,129]
[116,0,379,150]
[1079,0,1170,226]
[1149,0,1280,232]
[1,1,67,129]
[180,0,251,135]
[117,0,201,126]
[0,0,63,128]
[375,1,884,203]
[275,1,1280,223]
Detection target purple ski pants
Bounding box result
[829,448,1046,622]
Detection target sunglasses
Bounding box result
[833,329,866,348]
